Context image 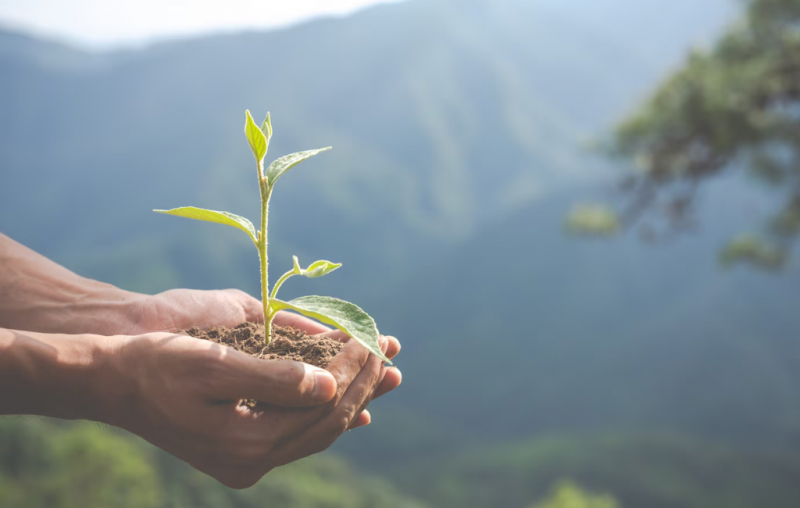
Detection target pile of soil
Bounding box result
[182,322,344,368]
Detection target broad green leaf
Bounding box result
[271,296,389,363]
[293,255,342,278]
[244,110,268,163]
[266,147,331,187]
[154,207,257,245]
[260,112,272,140]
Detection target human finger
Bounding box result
[383,336,400,360]
[372,367,402,400]
[344,338,390,427]
[349,409,371,429]
[323,336,372,403]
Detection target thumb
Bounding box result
[213,351,337,407]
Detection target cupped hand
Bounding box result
[129,288,264,334]
[104,329,398,488]
[124,288,402,433]
[138,290,402,428]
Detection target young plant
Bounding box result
[154,110,389,363]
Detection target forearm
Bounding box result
[0,233,147,334]
[0,327,132,421]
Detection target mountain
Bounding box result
[0,0,734,300]
[357,179,800,458]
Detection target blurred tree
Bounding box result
[606,0,800,268]
[530,480,619,508]
[565,204,620,236]
[0,420,162,508]
[0,419,428,508]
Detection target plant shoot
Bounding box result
[155,110,389,363]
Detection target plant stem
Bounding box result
[270,269,294,300]
[258,169,272,344]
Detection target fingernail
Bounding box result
[308,365,336,402]
[379,336,388,353]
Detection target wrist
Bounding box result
[91,334,149,429]
[79,285,151,336]
[0,329,137,423]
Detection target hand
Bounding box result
[134,292,403,430]
[133,291,403,428]
[104,329,399,488]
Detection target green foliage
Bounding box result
[608,0,800,266]
[0,419,426,508]
[155,111,385,360]
[565,204,620,236]
[720,233,787,269]
[531,481,619,508]
[397,433,800,508]
[0,419,162,508]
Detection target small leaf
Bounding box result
[271,296,389,363]
[293,256,342,278]
[266,147,331,187]
[260,112,272,140]
[154,207,257,245]
[304,260,342,278]
[244,110,268,164]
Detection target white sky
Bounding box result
[0,0,403,48]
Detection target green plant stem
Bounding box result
[258,171,273,344]
[270,269,295,300]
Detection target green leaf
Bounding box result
[293,255,342,278]
[244,110,268,164]
[266,147,331,187]
[271,296,389,363]
[154,207,257,245]
[260,112,272,140]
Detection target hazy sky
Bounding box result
[0,0,403,48]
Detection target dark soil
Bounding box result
[182,322,344,368]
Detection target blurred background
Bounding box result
[2,0,800,506]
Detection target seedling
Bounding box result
[155,110,389,363]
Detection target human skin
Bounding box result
[0,233,402,488]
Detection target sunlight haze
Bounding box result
[0,0,404,48]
